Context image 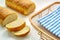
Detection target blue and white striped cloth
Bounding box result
[38,7,60,37]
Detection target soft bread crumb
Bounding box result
[12,26,30,37]
[6,18,26,32]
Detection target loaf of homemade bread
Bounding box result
[0,6,18,26]
[12,26,30,36]
[6,0,35,15]
[6,18,26,32]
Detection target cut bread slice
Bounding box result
[12,26,30,36]
[2,13,18,26]
[0,6,18,26]
[6,18,26,32]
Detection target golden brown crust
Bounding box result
[0,7,16,20]
[13,27,30,37]
[6,0,36,15]
[0,7,10,19]
[6,2,25,15]
[7,0,34,8]
[0,19,3,24]
[15,29,30,37]
[9,26,30,37]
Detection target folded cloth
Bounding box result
[38,6,60,37]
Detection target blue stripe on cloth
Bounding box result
[38,6,60,37]
[48,16,60,30]
[38,6,60,22]
[41,10,60,28]
[38,7,60,23]
[50,22,60,32]
[42,11,60,25]
[56,30,60,36]
[53,27,60,34]
[48,17,60,30]
[42,12,60,27]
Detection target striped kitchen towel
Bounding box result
[38,6,60,37]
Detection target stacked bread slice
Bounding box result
[6,18,26,32]
[6,18,30,36]
[0,6,30,36]
[12,26,30,36]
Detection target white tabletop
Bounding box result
[0,0,60,40]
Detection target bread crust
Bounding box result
[6,0,36,15]
[6,0,34,8]
[12,26,30,37]
[0,6,18,26]
[16,30,30,37]
[0,7,17,20]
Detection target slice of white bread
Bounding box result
[0,6,18,26]
[12,26,30,36]
[6,18,26,32]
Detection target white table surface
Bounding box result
[0,0,60,40]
